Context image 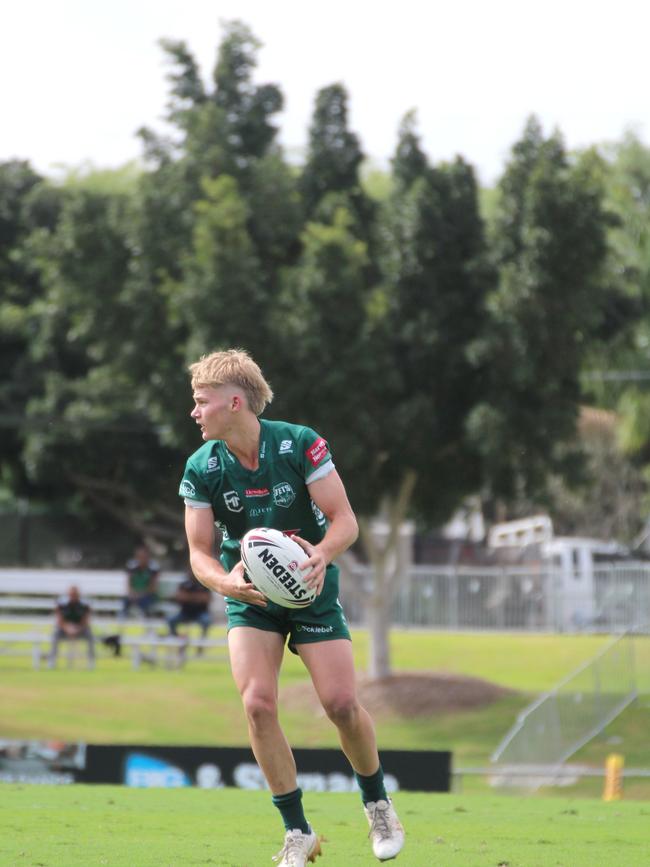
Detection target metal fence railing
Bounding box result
[339,562,650,634]
[489,631,639,786]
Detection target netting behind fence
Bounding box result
[491,632,638,771]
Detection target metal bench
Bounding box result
[0,629,227,670]
[0,631,50,668]
[0,569,227,668]
[0,595,123,614]
[0,567,186,621]
[120,635,228,669]
[0,630,100,669]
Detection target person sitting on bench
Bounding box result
[167,572,212,642]
[48,585,95,669]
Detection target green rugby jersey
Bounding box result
[179,419,335,572]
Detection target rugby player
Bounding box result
[179,349,404,865]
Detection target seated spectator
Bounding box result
[167,572,212,640]
[122,544,160,619]
[48,585,95,669]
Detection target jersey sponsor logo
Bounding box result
[180,479,196,497]
[279,439,293,454]
[306,437,328,467]
[207,456,220,473]
[244,488,271,497]
[245,488,270,497]
[223,490,243,513]
[250,505,273,518]
[273,482,295,508]
[311,501,327,526]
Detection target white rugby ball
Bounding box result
[240,527,315,608]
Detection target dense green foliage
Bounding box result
[1,20,647,557]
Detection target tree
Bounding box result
[0,23,297,550]
[355,122,492,677]
[140,23,301,439]
[0,161,61,497]
[300,84,364,214]
[212,21,283,171]
[18,184,185,544]
[585,134,650,466]
[547,408,647,542]
[281,114,493,677]
[299,83,376,249]
[468,117,614,512]
[163,174,268,364]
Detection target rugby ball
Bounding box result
[240,528,315,609]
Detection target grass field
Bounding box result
[1,628,649,801]
[1,785,649,866]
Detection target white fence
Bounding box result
[2,561,650,634]
[339,562,650,633]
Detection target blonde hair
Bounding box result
[189,349,274,416]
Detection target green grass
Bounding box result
[1,785,649,866]
[0,628,603,750]
[384,630,649,691]
[2,628,649,799]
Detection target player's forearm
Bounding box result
[189,549,229,595]
[316,511,359,564]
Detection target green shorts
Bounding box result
[224,565,351,654]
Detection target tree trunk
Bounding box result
[358,469,417,680]
[366,595,391,680]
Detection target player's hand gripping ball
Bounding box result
[241,527,315,608]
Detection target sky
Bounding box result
[2,0,649,186]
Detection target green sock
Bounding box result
[271,787,310,834]
[355,765,388,805]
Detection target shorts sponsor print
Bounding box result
[295,623,334,634]
[225,566,350,654]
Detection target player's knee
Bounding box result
[242,690,278,728]
[322,693,359,728]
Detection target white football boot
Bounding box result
[272,828,321,866]
[364,799,405,861]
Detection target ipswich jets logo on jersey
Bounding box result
[273,482,295,508]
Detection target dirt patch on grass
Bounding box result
[280,672,515,718]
